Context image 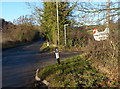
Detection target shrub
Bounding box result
[67,29,90,47]
[84,27,118,81]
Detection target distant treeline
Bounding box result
[1,16,43,49]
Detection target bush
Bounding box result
[67,29,90,47]
[84,28,118,81]
[2,17,42,49]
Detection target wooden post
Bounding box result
[64,25,66,45]
[106,0,110,28]
[64,24,68,45]
[56,0,60,46]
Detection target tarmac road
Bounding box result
[2,39,82,87]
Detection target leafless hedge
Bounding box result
[84,27,118,81]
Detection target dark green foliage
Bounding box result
[41,2,57,44]
[37,2,72,45]
[58,2,72,45]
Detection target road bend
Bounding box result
[2,39,82,87]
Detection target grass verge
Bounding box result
[2,40,36,50]
[37,55,118,87]
[40,41,83,52]
[39,41,55,51]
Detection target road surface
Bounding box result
[2,39,82,87]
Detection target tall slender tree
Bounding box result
[31,1,75,45]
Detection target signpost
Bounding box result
[64,24,68,45]
[93,0,110,41]
[93,28,109,41]
[55,0,60,64]
[47,41,49,47]
[56,0,60,46]
[55,47,60,64]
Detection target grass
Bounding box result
[40,41,55,51]
[40,41,83,52]
[37,55,118,87]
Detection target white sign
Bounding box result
[93,28,109,41]
[47,42,49,47]
[55,53,59,59]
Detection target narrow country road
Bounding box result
[2,39,82,87]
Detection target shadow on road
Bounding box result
[2,39,82,87]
